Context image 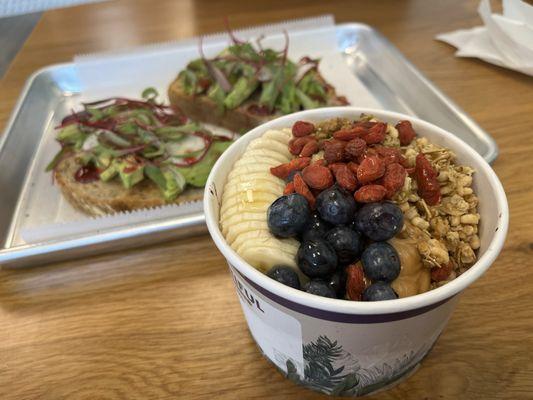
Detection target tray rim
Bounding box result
[0,22,498,267]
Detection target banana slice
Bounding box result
[247,137,291,158]
[232,155,283,168]
[221,212,266,235]
[245,148,291,164]
[227,163,281,180]
[232,230,299,255]
[220,191,277,217]
[222,187,281,210]
[262,129,292,145]
[239,246,297,273]
[220,201,273,226]
[220,129,304,276]
[222,178,284,199]
[225,220,270,244]
[222,179,284,201]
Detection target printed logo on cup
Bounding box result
[229,264,304,375]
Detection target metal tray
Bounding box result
[0,22,498,268]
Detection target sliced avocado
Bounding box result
[100,160,119,182]
[76,152,93,166]
[207,83,226,115]
[92,144,117,169]
[295,88,319,110]
[116,157,145,189]
[57,124,86,149]
[175,140,232,187]
[145,164,186,201]
[279,82,299,114]
[161,165,186,200]
[223,76,259,110]
[95,151,113,169]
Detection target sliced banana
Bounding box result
[221,212,266,235]
[222,179,284,199]
[227,163,281,180]
[220,202,272,227]
[232,155,284,168]
[262,129,292,145]
[220,191,277,217]
[245,148,291,164]
[232,230,299,255]
[220,129,305,278]
[239,246,297,273]
[225,220,270,244]
[247,137,291,158]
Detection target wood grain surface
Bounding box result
[1,0,532,399]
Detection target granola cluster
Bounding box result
[394,137,480,286]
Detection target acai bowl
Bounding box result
[204,107,508,396]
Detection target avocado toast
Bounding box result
[168,34,348,133]
[48,89,233,216]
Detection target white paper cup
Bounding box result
[204,107,508,396]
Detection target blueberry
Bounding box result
[362,282,398,301]
[267,266,300,289]
[303,280,336,298]
[328,270,347,298]
[297,239,338,278]
[354,202,404,241]
[301,213,331,242]
[361,242,401,282]
[268,193,311,238]
[325,226,363,265]
[316,186,357,226]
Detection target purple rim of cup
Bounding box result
[231,265,455,323]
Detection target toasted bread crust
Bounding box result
[168,75,346,133]
[168,79,272,133]
[54,156,203,216]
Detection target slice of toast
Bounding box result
[54,156,203,216]
[168,74,347,133]
[168,79,270,133]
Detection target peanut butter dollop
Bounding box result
[389,237,431,298]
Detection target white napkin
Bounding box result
[436,0,533,76]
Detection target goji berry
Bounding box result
[302,164,334,190]
[313,159,327,167]
[375,146,402,165]
[431,261,453,282]
[363,122,386,145]
[289,136,314,155]
[396,120,417,145]
[382,162,407,198]
[346,263,366,301]
[300,139,319,157]
[345,138,367,160]
[354,184,387,203]
[356,147,378,164]
[294,174,316,208]
[347,162,359,176]
[328,162,344,175]
[270,157,311,179]
[292,121,315,137]
[333,164,357,192]
[333,126,368,141]
[323,139,346,163]
[357,156,385,184]
[399,155,410,168]
[283,181,295,195]
[415,153,440,205]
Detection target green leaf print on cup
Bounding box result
[283,335,429,396]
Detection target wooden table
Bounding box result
[1,0,532,398]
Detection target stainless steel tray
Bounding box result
[0,22,498,268]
